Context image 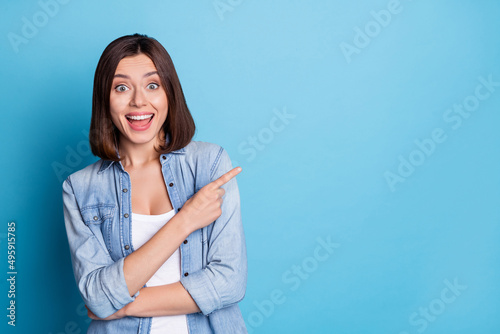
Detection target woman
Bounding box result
[62,33,248,333]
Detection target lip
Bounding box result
[125,112,154,131]
[126,112,153,116]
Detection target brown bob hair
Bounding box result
[89,33,195,161]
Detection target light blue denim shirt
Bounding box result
[62,140,248,333]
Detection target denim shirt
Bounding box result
[62,140,248,333]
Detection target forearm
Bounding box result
[124,282,200,317]
[123,155,242,305]
[123,213,191,297]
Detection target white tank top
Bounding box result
[131,210,189,334]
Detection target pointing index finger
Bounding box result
[212,167,242,188]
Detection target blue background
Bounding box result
[1,0,499,333]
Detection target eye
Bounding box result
[147,83,159,90]
[115,84,129,92]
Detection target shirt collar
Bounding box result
[97,134,186,174]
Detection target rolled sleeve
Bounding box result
[180,148,247,315]
[63,178,138,319]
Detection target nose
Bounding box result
[130,87,147,107]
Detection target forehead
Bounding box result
[114,54,157,75]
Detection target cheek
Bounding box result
[109,94,128,111]
[150,93,169,111]
[109,96,126,126]
[109,112,122,130]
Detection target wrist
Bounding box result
[124,296,139,318]
[122,301,131,317]
[173,210,194,237]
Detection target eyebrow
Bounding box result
[113,71,158,79]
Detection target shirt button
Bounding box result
[124,213,129,218]
[178,207,181,211]
[169,182,174,187]
[124,245,130,250]
[184,272,189,277]
[93,216,98,221]
[123,188,128,193]
[183,240,188,244]
[162,156,166,160]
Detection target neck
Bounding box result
[118,133,165,169]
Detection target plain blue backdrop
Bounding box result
[1,0,499,333]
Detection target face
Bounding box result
[109,53,168,149]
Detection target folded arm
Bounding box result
[87,282,200,320]
[85,149,247,319]
[63,149,245,319]
[63,178,193,319]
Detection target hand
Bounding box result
[179,166,242,233]
[85,305,127,321]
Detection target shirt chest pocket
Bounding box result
[80,204,116,257]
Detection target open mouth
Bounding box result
[125,113,154,127]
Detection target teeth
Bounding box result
[126,114,153,120]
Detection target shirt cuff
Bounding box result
[180,269,220,315]
[88,257,138,318]
[115,256,140,301]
